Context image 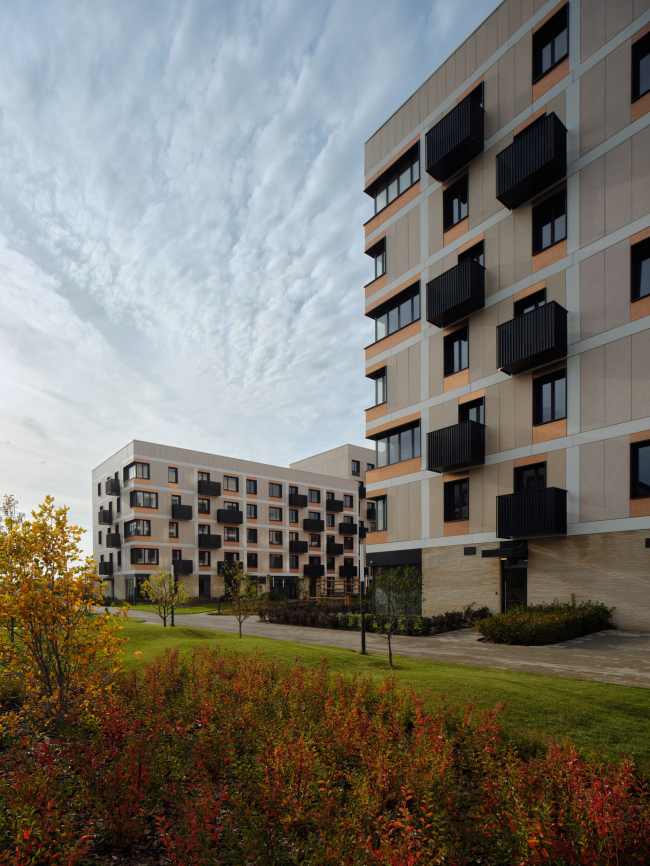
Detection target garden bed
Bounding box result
[475,598,614,645]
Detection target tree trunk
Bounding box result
[387,630,393,668]
[238,618,242,638]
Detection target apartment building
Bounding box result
[363,0,650,629]
[92,440,365,602]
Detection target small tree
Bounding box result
[140,568,189,627]
[372,565,421,668]
[223,562,259,638]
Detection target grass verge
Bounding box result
[126,603,227,615]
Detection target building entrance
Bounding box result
[501,560,527,611]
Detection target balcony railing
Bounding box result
[98,510,112,526]
[426,90,485,182]
[339,565,358,578]
[172,504,193,521]
[358,483,366,499]
[497,301,568,375]
[106,532,121,548]
[366,507,377,521]
[497,487,567,538]
[325,499,343,512]
[326,541,343,556]
[496,112,567,210]
[427,420,485,474]
[339,522,357,536]
[217,509,243,525]
[289,493,308,508]
[98,561,113,576]
[198,533,221,549]
[426,258,485,328]
[303,563,325,577]
[359,525,367,540]
[303,518,324,532]
[289,540,308,554]
[198,480,221,497]
[173,559,193,576]
[106,478,120,496]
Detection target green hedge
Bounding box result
[475,597,614,645]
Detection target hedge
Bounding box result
[475,597,614,645]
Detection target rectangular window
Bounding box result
[458,398,484,425]
[532,4,568,82]
[247,552,258,569]
[224,501,239,511]
[373,146,419,215]
[247,528,258,544]
[171,494,181,506]
[269,530,283,545]
[514,288,546,318]
[444,479,469,522]
[443,175,468,231]
[327,556,335,570]
[269,506,282,521]
[632,32,650,101]
[458,240,484,267]
[514,462,547,493]
[224,551,240,564]
[123,462,150,481]
[246,479,257,495]
[344,537,354,550]
[247,503,257,519]
[116,496,121,514]
[532,189,566,255]
[199,550,211,567]
[198,498,210,514]
[269,554,283,569]
[168,467,178,483]
[326,513,335,528]
[533,369,566,425]
[632,238,650,301]
[124,519,151,538]
[289,531,299,542]
[344,495,354,508]
[117,552,121,567]
[367,463,375,471]
[225,527,239,542]
[172,549,182,561]
[98,531,102,545]
[289,508,299,523]
[289,485,298,496]
[289,554,299,569]
[343,514,353,524]
[308,489,321,503]
[375,497,387,532]
[97,482,101,496]
[169,522,178,538]
[198,524,211,535]
[198,471,210,482]
[373,286,420,342]
[631,441,650,498]
[224,476,239,492]
[308,511,320,521]
[130,490,158,509]
[309,534,321,547]
[374,370,386,405]
[269,482,282,498]
[444,326,469,377]
[130,548,159,565]
[351,460,360,477]
[375,424,421,468]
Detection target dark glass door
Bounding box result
[501,561,527,611]
[199,576,211,598]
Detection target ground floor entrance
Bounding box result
[501,560,528,611]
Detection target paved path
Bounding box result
[109,608,650,689]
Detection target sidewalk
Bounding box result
[109,608,650,688]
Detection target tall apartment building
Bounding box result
[92,441,368,602]
[363,0,650,629]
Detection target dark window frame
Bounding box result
[631,238,650,302]
[269,553,283,570]
[444,478,469,522]
[372,285,421,343]
[269,482,282,498]
[246,478,258,495]
[199,550,211,567]
[632,31,650,102]
[375,496,387,532]
[169,521,178,538]
[269,530,283,545]
[533,368,567,426]
[246,503,257,519]
[123,462,150,482]
[532,4,568,84]
[344,494,354,508]
[443,326,469,377]
[247,528,258,544]
[269,506,283,521]
[130,547,159,565]
[289,508,299,523]
[223,475,239,492]
[198,498,210,514]
[457,239,484,267]
[224,527,239,542]
[370,144,420,216]
[458,397,484,425]
[443,175,468,232]
[532,188,566,255]
[631,440,650,499]
[124,519,151,538]
[514,462,547,493]
[129,490,158,509]
[375,423,421,468]
[351,460,360,476]
[247,552,259,569]
[514,288,546,318]
[168,467,178,483]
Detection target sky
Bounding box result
[0,0,500,547]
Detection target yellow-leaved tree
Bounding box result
[0,494,127,735]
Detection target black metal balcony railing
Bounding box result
[198,533,221,549]
[497,301,568,375]
[303,563,325,577]
[496,112,567,210]
[497,487,567,538]
[325,499,343,512]
[98,561,113,576]
[198,480,221,497]
[98,510,112,526]
[427,420,485,474]
[339,523,357,536]
[358,483,366,499]
[359,525,367,540]
[172,504,193,521]
[173,559,193,576]
[426,90,485,182]
[289,493,308,508]
[326,541,343,556]
[339,565,358,578]
[366,507,377,521]
[303,518,325,532]
[106,532,121,548]
[426,257,485,328]
[289,540,308,554]
[105,478,120,496]
[217,509,243,525]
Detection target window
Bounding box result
[632,239,650,301]
[171,494,181,506]
[309,534,321,547]
[514,463,547,493]
[130,490,158,509]
[247,528,258,544]
[269,483,282,498]
[367,240,386,280]
[116,497,121,514]
[532,189,566,254]
[289,555,299,569]
[308,511,320,521]
[199,551,211,567]
[172,549,182,561]
[375,424,421,468]
[372,146,420,215]
[224,551,240,564]
[98,531,102,545]
[327,556,335,571]
[459,398,484,425]
[224,476,239,492]
[326,513,335,528]
[343,514,353,524]
[344,495,354,508]
[367,463,375,471]
[289,509,299,523]
[326,492,334,502]
[444,326,469,377]
[443,175,468,231]
[269,506,282,521]
[130,548,159,565]
[632,32,650,101]
[444,479,469,522]
[169,522,178,538]
[533,369,566,425]
[270,530,283,545]
[631,441,650,498]
[308,489,321,503]
[344,537,354,550]
[375,497,387,532]
[225,527,239,542]
[373,285,420,342]
[457,240,484,267]
[247,503,257,519]
[246,479,257,495]
[269,554,283,569]
[123,462,150,481]
[514,288,546,317]
[117,552,121,567]
[289,485,298,496]
[198,471,210,482]
[198,524,211,535]
[289,531,299,542]
[224,501,239,511]
[198,498,210,514]
[351,460,360,477]
[168,467,178,483]
[532,4,568,82]
[371,369,387,405]
[124,519,151,538]
[97,482,101,496]
[247,552,258,569]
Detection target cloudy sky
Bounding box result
[0,0,499,546]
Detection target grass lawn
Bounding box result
[126,603,229,615]
[118,618,650,765]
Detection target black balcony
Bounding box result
[217,509,243,525]
[497,487,567,538]
[359,525,367,540]
[426,258,485,328]
[339,565,358,578]
[427,420,485,474]
[303,518,324,532]
[173,559,193,576]
[198,533,221,549]
[326,541,343,556]
[426,90,485,182]
[325,499,343,512]
[198,480,221,497]
[358,483,366,499]
[304,563,325,577]
[98,561,113,576]
[98,510,112,526]
[106,532,121,548]
[497,301,568,375]
[289,493,308,508]
[339,522,357,536]
[172,504,193,521]
[289,540,308,554]
[496,112,567,210]
[366,506,377,521]
[106,478,120,496]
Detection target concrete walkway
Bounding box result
[111,608,650,689]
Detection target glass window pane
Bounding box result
[554,213,566,241]
[638,445,650,495]
[640,256,650,299]
[375,251,385,278]
[542,41,552,73]
[412,292,420,320]
[459,196,468,221]
[399,167,411,194]
[412,159,419,182]
[541,381,552,423]
[375,185,387,213]
[377,439,388,468]
[554,28,567,60]
[388,307,399,334]
[376,314,387,341]
[388,177,398,203]
[400,430,412,462]
[541,221,552,249]
[554,375,566,419]
[460,335,468,370]
[399,299,411,327]
[389,434,400,464]
[413,428,420,458]
[640,53,650,97]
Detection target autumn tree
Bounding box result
[223,562,259,638]
[372,565,421,668]
[140,567,189,627]
[0,494,127,734]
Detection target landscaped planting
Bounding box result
[476,598,614,645]
[2,646,649,864]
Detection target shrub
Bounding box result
[476,597,614,645]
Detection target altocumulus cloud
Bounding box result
[0,0,499,545]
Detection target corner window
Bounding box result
[124,462,150,481]
[198,498,210,514]
[443,175,468,231]
[269,506,282,521]
[169,522,178,538]
[367,463,375,471]
[247,528,258,544]
[124,519,151,538]
[344,495,354,508]
[199,551,211,567]
[532,4,568,83]
[514,462,547,493]
[632,238,650,301]
[632,32,650,102]
[269,483,282,498]
[247,552,258,569]
[168,467,178,483]
[533,369,566,425]
[459,398,484,425]
[458,240,484,267]
[225,527,239,542]
[367,367,386,405]
[246,479,257,495]
[351,460,360,477]
[224,476,239,492]
[269,530,283,545]
[375,423,421,468]
[269,554,283,569]
[532,189,566,255]
[443,326,469,377]
[130,548,159,565]
[514,288,546,317]
[247,503,257,519]
[371,146,420,215]
[130,490,158,509]
[289,509,299,523]
[372,284,420,342]
[631,441,650,498]
[444,479,469,522]
[308,489,321,503]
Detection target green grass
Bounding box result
[126,603,228,615]
[118,618,650,765]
